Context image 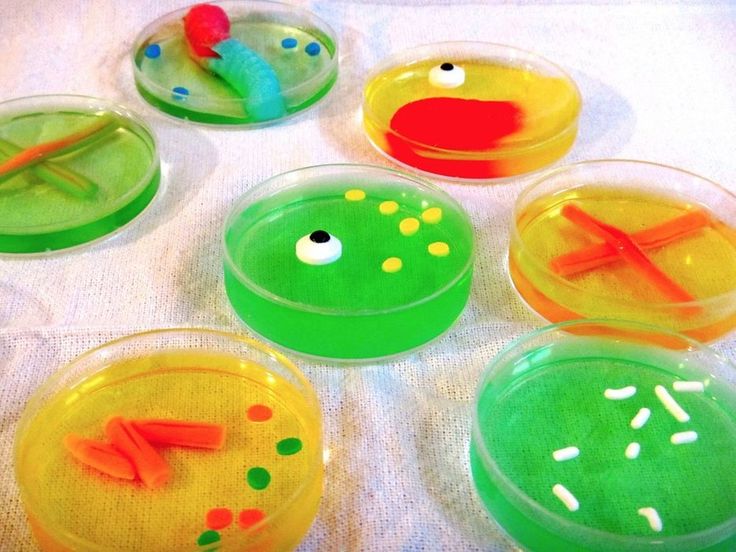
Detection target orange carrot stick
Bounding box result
[130,419,226,450]
[551,210,710,276]
[561,204,697,304]
[105,416,170,489]
[63,434,136,480]
[0,114,118,179]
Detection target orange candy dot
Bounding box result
[206,507,233,530]
[247,404,273,422]
[238,508,266,529]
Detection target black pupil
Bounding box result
[440,63,454,71]
[309,230,330,243]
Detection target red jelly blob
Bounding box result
[183,3,231,58]
[238,508,266,529]
[206,507,234,530]
[387,97,523,178]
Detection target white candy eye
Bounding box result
[429,62,465,89]
[296,230,342,265]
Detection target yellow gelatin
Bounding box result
[363,43,581,180]
[15,330,322,551]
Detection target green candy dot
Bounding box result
[277,437,303,456]
[197,530,220,546]
[247,467,271,490]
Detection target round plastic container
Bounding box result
[471,319,736,552]
[509,160,736,343]
[14,329,323,551]
[223,164,475,361]
[132,0,338,126]
[362,42,581,181]
[0,95,159,254]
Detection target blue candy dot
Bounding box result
[144,44,161,59]
[172,86,189,100]
[305,42,321,56]
[281,37,298,49]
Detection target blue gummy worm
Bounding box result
[208,38,286,121]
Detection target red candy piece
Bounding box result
[206,507,234,530]
[238,508,266,529]
[183,3,231,58]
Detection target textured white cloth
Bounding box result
[1,1,735,550]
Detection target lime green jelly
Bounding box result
[223,165,474,361]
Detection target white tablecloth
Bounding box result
[1,1,735,550]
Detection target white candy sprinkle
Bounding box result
[625,442,641,459]
[630,407,651,430]
[552,484,579,512]
[673,381,705,393]
[655,385,690,422]
[638,507,663,532]
[604,386,637,400]
[671,431,698,445]
[552,446,580,462]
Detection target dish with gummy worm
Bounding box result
[363,42,581,180]
[223,165,475,361]
[133,1,338,125]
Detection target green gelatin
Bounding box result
[133,1,338,125]
[0,97,159,254]
[471,333,736,552]
[223,166,474,361]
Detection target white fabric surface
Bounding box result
[1,0,735,550]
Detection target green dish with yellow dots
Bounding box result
[223,164,475,361]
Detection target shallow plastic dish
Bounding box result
[14,329,323,551]
[0,95,159,254]
[509,160,736,343]
[362,42,581,181]
[132,0,338,126]
[471,319,736,552]
[223,164,475,361]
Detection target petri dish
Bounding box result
[362,42,581,181]
[132,0,338,126]
[14,329,323,551]
[509,160,736,343]
[0,95,159,254]
[471,319,736,552]
[223,164,475,362]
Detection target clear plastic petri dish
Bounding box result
[362,42,581,181]
[471,319,736,552]
[509,160,736,343]
[223,164,475,362]
[132,0,338,126]
[14,329,323,551]
[0,95,159,254]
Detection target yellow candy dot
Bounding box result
[428,242,450,257]
[345,189,366,201]
[422,207,443,224]
[379,200,399,215]
[382,257,403,273]
[399,217,420,236]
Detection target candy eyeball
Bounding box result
[296,230,342,265]
[429,62,465,89]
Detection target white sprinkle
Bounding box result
[671,431,698,445]
[638,507,663,532]
[552,446,580,462]
[630,407,652,430]
[654,385,690,422]
[625,442,641,459]
[673,381,705,393]
[552,484,579,512]
[604,386,637,400]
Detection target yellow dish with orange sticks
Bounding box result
[509,160,736,343]
[14,329,323,551]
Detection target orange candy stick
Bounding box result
[105,416,171,489]
[551,210,710,276]
[130,419,227,450]
[561,204,697,304]
[0,114,118,180]
[63,434,136,480]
